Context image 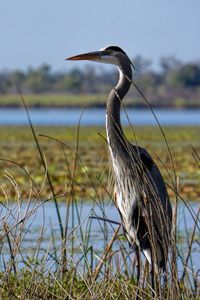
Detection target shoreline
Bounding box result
[1,103,200,109]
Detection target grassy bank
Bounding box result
[0,94,200,108]
[0,94,107,108]
[0,271,198,299]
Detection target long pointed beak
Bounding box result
[66,50,108,61]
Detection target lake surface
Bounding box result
[0,200,199,275]
[0,107,200,126]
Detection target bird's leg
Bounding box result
[162,270,168,290]
[150,250,156,298]
[135,246,141,300]
[142,259,149,289]
[135,246,141,284]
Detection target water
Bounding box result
[0,200,199,275]
[0,107,200,125]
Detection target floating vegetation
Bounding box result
[0,125,199,201]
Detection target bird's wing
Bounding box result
[133,146,172,247]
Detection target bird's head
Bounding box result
[66,45,135,70]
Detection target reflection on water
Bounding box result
[0,200,199,275]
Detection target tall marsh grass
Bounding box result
[0,94,199,299]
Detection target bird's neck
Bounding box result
[106,66,132,156]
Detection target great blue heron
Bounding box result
[67,46,172,275]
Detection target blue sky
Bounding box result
[1,0,200,71]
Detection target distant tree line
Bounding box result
[1,55,200,107]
